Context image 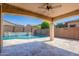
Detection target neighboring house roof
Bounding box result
[3,20,16,26]
[3,20,24,27]
[66,19,79,23]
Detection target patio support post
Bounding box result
[0,4,2,53]
[50,18,54,41]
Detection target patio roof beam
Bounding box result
[53,9,79,21]
[2,3,51,21]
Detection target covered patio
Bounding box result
[1,37,79,56]
[0,3,79,56]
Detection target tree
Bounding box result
[41,22,49,29]
[55,23,65,28]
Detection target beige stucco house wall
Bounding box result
[3,20,25,32]
[3,20,15,32]
[67,20,79,28]
[24,25,32,32]
[14,25,24,32]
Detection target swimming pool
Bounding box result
[2,32,48,40]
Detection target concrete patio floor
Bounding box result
[0,37,79,56]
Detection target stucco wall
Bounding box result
[68,21,79,27]
[68,21,79,25]
[24,25,32,32]
[34,29,50,36]
[14,26,24,32]
[3,25,32,32]
[3,25,14,32]
[55,27,79,39]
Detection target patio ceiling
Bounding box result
[2,3,79,22]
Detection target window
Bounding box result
[70,24,76,27]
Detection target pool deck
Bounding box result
[1,37,79,56]
[3,37,49,47]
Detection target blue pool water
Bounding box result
[2,32,48,40]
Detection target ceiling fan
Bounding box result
[39,3,62,11]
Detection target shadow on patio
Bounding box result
[0,41,79,56]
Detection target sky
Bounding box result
[3,13,79,25]
[3,14,43,26]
